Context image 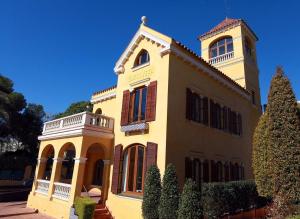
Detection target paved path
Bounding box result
[0,201,54,218]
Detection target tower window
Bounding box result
[251,90,256,105]
[134,49,150,67]
[209,37,233,58]
[245,38,252,56]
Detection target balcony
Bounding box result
[35,179,50,195]
[209,51,234,65]
[38,112,114,140]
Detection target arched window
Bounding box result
[41,145,54,180]
[134,50,150,67]
[92,159,104,186]
[121,144,145,193]
[209,37,233,58]
[95,108,102,115]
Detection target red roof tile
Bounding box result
[199,18,241,39]
[199,18,258,40]
[93,85,117,96]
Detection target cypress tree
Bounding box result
[252,113,272,197]
[266,67,300,202]
[158,163,180,219]
[178,179,202,219]
[142,165,161,219]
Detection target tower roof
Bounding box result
[198,17,258,40]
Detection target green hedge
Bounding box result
[74,197,96,219]
[202,180,259,218]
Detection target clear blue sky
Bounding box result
[1,0,299,114]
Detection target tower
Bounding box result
[199,18,261,106]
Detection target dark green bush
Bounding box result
[142,165,161,219]
[178,179,202,219]
[159,163,180,219]
[74,196,96,219]
[202,180,259,218]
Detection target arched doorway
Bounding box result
[82,143,106,203]
[39,145,55,180]
[58,143,76,184]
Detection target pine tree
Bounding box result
[252,113,272,197]
[178,179,202,219]
[158,164,180,219]
[266,67,300,202]
[142,165,161,219]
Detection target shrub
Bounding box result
[159,163,180,219]
[266,67,300,203]
[202,180,258,218]
[74,196,96,219]
[252,113,273,198]
[142,165,161,219]
[178,179,202,219]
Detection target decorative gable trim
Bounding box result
[114,28,250,100]
[114,29,170,74]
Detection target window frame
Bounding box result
[128,86,148,124]
[209,37,234,58]
[133,50,150,67]
[121,144,146,195]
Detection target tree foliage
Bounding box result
[0,74,45,160]
[178,179,202,219]
[266,67,300,202]
[159,163,180,219]
[252,113,273,197]
[54,101,91,119]
[142,165,161,219]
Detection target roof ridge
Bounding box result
[172,38,249,95]
[93,85,117,96]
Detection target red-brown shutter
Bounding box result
[185,157,192,179]
[237,113,242,136]
[120,90,130,126]
[145,81,157,122]
[186,88,192,120]
[111,144,123,194]
[203,97,209,125]
[145,142,158,172]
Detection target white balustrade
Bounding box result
[35,179,50,195]
[209,51,234,65]
[52,182,72,201]
[41,112,114,135]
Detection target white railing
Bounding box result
[209,51,234,65]
[42,112,114,134]
[52,182,72,201]
[35,179,50,195]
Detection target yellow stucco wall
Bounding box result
[29,20,262,219]
[106,25,172,219]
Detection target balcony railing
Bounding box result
[39,112,114,140]
[209,51,234,65]
[52,182,71,201]
[35,179,50,195]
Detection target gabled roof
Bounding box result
[113,23,250,100]
[199,18,258,40]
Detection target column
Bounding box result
[101,159,111,204]
[32,157,47,193]
[48,157,63,199]
[68,157,87,205]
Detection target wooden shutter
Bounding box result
[185,157,192,179]
[146,81,157,122]
[111,144,123,194]
[210,100,214,127]
[237,113,242,135]
[120,90,130,126]
[223,106,228,131]
[186,88,192,120]
[145,142,158,172]
[203,97,208,125]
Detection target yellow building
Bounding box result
[27,17,261,219]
